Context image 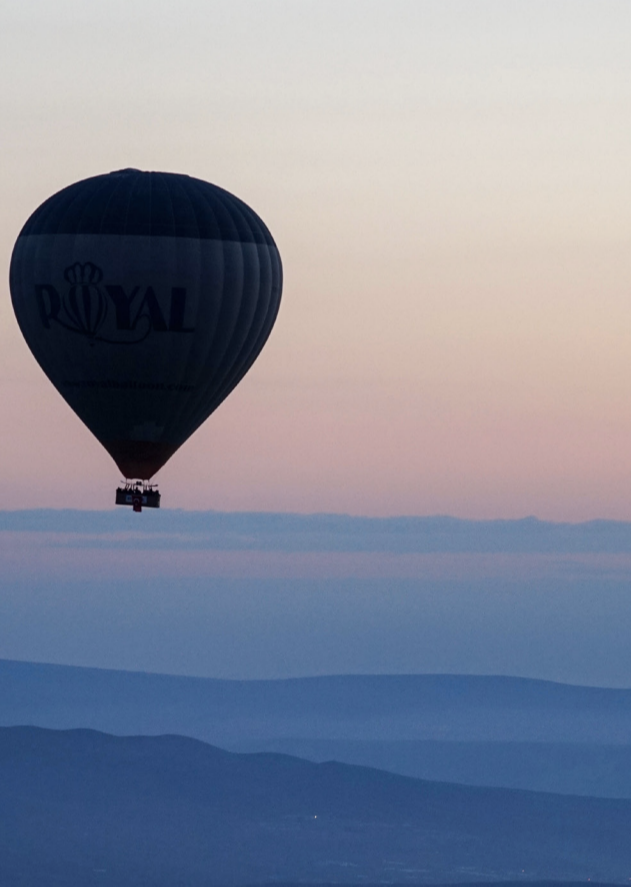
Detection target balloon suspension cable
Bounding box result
[115,480,161,512]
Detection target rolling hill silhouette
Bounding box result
[3,659,631,743]
[2,726,631,885]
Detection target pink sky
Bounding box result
[2,1,631,519]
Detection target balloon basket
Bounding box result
[115,482,160,512]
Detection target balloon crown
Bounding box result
[64,261,103,285]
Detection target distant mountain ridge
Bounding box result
[3,658,631,743]
[2,725,631,885]
[6,659,631,800]
[229,737,631,799]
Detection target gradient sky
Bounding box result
[2,1,631,518]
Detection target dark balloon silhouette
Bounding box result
[10,169,283,499]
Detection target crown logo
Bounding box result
[64,261,103,286]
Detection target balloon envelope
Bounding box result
[10,169,283,479]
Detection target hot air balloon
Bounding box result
[9,169,283,511]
